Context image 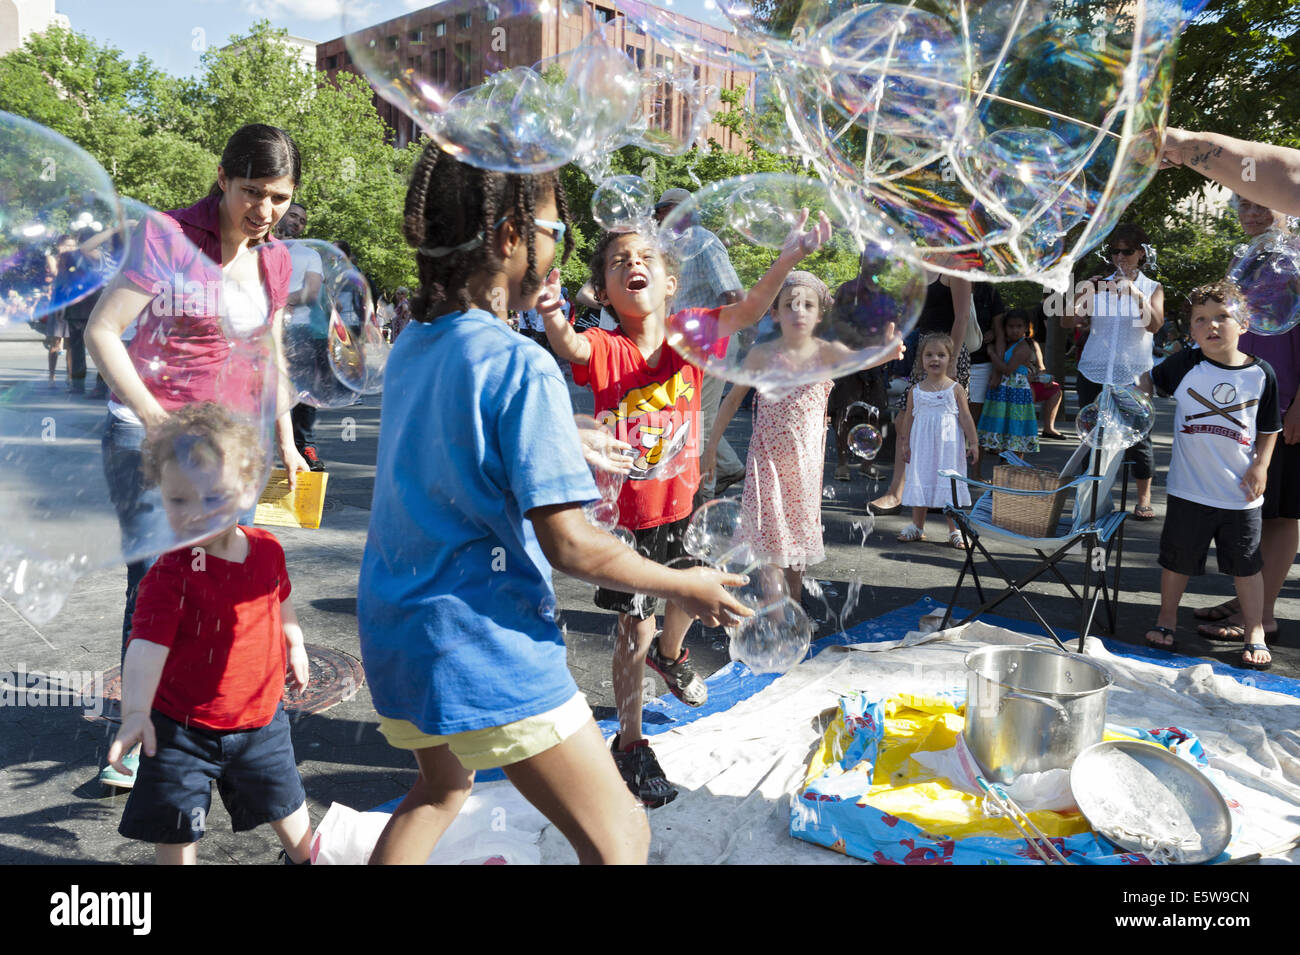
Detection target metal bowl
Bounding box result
[1071,740,1232,864]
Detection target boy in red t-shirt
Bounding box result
[106,402,313,864]
[540,212,831,806]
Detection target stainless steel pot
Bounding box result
[963,645,1113,783]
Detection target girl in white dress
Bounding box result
[897,333,980,548]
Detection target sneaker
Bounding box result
[301,446,326,472]
[646,634,708,707]
[611,736,678,809]
[99,750,139,790]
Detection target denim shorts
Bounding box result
[118,705,306,844]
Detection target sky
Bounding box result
[54,0,734,78]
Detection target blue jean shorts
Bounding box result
[118,704,306,844]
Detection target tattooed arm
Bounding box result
[1162,128,1300,217]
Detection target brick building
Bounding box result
[316,0,753,154]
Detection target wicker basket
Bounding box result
[991,464,1067,538]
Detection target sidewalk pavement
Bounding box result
[1,342,1295,863]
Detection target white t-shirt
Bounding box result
[1079,270,1160,386]
[286,243,323,327]
[1150,348,1282,510]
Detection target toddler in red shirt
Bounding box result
[107,402,313,864]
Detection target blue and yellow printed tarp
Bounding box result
[790,692,1213,865]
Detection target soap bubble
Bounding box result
[0,207,278,623]
[280,239,385,409]
[730,595,813,675]
[848,423,882,460]
[591,175,656,231]
[0,111,125,328]
[1227,230,1300,336]
[685,497,746,565]
[583,498,621,531]
[633,64,720,157]
[661,174,925,395]
[1076,385,1154,452]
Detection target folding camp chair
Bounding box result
[938,441,1131,652]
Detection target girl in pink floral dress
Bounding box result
[704,272,902,599]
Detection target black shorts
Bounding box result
[1158,496,1263,578]
[1262,437,1300,520]
[594,515,693,619]
[118,705,306,844]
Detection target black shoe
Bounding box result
[611,736,678,809]
[301,446,326,472]
[646,634,707,707]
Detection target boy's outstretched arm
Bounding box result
[716,209,832,339]
[107,640,171,774]
[536,268,592,364]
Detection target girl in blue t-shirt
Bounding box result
[358,147,750,865]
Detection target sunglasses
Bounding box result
[1109,246,1138,256]
[494,215,566,244]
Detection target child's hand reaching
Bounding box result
[781,208,833,263]
[287,643,310,694]
[535,269,566,325]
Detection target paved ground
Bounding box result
[1,329,1296,864]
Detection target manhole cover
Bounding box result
[85,644,365,724]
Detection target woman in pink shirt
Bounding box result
[87,124,309,678]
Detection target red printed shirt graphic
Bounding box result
[1151,349,1281,510]
[573,307,728,530]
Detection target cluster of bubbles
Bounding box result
[343,0,1207,299]
[0,110,390,622]
[344,3,719,181]
[1228,230,1300,336]
[684,498,812,674]
[1075,384,1155,452]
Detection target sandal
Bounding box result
[1144,626,1177,651]
[1193,599,1240,623]
[1240,643,1272,672]
[896,524,925,543]
[1197,622,1279,643]
[1133,504,1156,521]
[948,531,967,549]
[1041,429,1066,440]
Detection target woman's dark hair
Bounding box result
[404,145,573,320]
[208,123,300,200]
[1106,222,1151,269]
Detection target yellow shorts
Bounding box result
[377,693,592,770]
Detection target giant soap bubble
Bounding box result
[727,563,813,675]
[610,0,1208,289]
[661,174,924,395]
[280,239,387,408]
[1228,230,1300,336]
[0,111,125,328]
[1076,384,1154,452]
[0,201,279,623]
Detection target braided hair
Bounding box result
[403,146,574,321]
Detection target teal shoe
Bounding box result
[99,750,140,790]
